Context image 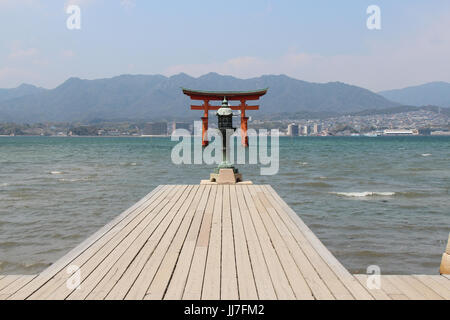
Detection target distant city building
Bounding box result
[317,124,322,133]
[309,123,323,135]
[287,123,299,136]
[430,130,450,136]
[142,122,168,136]
[300,125,308,136]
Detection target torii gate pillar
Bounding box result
[201,116,209,147]
[183,88,267,148]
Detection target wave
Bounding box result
[421,153,432,157]
[331,191,396,197]
[49,171,63,175]
[122,162,138,167]
[0,241,26,248]
[58,177,90,182]
[301,182,333,188]
[396,191,432,198]
[0,260,51,274]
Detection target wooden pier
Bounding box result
[0,185,449,300]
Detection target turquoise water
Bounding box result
[0,136,449,275]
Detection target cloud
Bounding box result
[64,0,96,11]
[0,0,37,6]
[120,0,135,10]
[164,12,450,92]
[61,50,76,58]
[0,67,39,88]
[8,47,39,59]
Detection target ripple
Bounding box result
[0,260,51,274]
[331,191,396,197]
[301,182,333,188]
[1,136,449,276]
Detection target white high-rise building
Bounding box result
[300,125,308,135]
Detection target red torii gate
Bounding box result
[182,88,268,147]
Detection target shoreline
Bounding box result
[1,135,449,138]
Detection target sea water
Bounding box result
[0,136,448,275]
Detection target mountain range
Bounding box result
[0,73,448,123]
[379,82,450,108]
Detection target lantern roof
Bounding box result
[217,97,233,116]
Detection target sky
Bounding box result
[0,0,449,91]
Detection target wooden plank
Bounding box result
[0,275,36,300]
[86,185,195,300]
[101,185,198,300]
[181,185,217,300]
[260,185,353,300]
[436,275,450,284]
[44,185,165,279]
[0,276,22,292]
[123,185,206,300]
[373,276,409,300]
[354,275,391,300]
[10,185,166,300]
[0,276,23,292]
[6,184,445,301]
[235,186,277,300]
[248,186,313,300]
[150,185,211,300]
[29,185,178,300]
[34,185,179,300]
[202,186,223,300]
[228,185,258,300]
[412,275,450,300]
[439,275,450,284]
[403,275,445,300]
[256,185,334,300]
[242,186,296,300]
[414,275,450,300]
[265,185,373,300]
[220,185,239,300]
[104,185,200,300]
[68,185,191,300]
[384,275,428,300]
[401,276,443,300]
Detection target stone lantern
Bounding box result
[207,97,243,184]
[217,97,235,170]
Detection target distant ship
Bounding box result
[364,133,381,137]
[383,129,419,136]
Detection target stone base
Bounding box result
[201,180,253,185]
[440,253,450,275]
[200,168,252,185]
[440,234,450,275]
